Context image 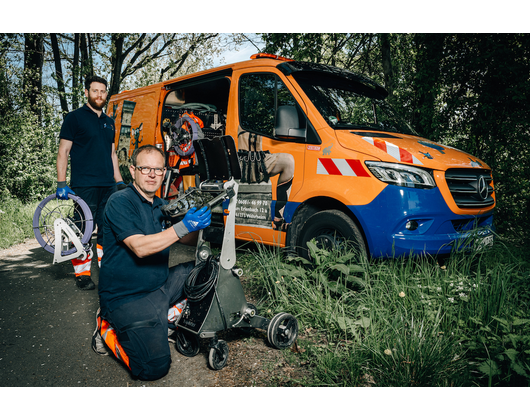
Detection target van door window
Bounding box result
[239,73,300,138]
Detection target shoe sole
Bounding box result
[92,308,109,356]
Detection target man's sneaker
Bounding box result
[168,327,177,343]
[76,275,95,291]
[92,309,109,356]
[92,330,109,356]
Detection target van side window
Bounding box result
[239,73,299,138]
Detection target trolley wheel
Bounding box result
[175,329,200,358]
[267,313,299,350]
[208,340,229,370]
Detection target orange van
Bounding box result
[107,53,495,259]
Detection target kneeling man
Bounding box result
[95,144,210,380]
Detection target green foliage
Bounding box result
[0,107,60,203]
[0,196,38,249]
[432,34,530,242]
[247,236,530,386]
[246,240,368,339]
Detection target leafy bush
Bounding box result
[0,108,60,203]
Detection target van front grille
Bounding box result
[445,169,495,209]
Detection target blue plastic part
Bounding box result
[281,185,494,259]
[349,185,494,258]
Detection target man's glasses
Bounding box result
[135,166,165,176]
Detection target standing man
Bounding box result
[56,75,126,291]
[95,144,211,381]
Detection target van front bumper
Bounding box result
[350,185,495,258]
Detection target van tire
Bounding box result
[296,209,366,260]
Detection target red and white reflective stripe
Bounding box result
[362,137,423,165]
[97,244,103,268]
[72,256,91,276]
[317,158,371,177]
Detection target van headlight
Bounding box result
[365,161,436,189]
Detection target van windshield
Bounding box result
[293,72,417,136]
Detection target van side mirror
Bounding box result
[275,105,306,139]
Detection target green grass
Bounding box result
[241,233,530,387]
[0,196,38,249]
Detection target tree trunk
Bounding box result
[412,34,445,138]
[109,34,125,98]
[72,33,80,110]
[79,33,93,79]
[50,33,69,117]
[23,33,44,119]
[380,33,394,100]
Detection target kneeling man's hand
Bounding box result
[174,206,212,238]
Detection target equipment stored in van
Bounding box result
[108,54,495,259]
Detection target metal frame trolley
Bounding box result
[161,135,299,370]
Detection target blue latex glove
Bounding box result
[182,206,212,233]
[116,181,127,191]
[56,181,75,200]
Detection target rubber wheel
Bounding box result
[175,329,200,358]
[297,209,366,260]
[267,313,298,350]
[208,340,229,370]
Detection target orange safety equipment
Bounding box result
[97,244,103,268]
[72,254,91,277]
[96,312,131,369]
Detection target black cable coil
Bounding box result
[184,256,219,302]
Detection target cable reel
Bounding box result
[171,115,204,157]
[32,193,94,264]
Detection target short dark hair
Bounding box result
[131,145,166,166]
[85,75,108,91]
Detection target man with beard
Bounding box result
[56,75,125,291]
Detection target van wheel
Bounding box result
[297,209,366,260]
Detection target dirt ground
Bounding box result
[0,237,310,387]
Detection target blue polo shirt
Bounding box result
[59,104,116,187]
[99,184,171,315]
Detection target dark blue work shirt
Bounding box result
[59,104,116,187]
[99,184,170,315]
